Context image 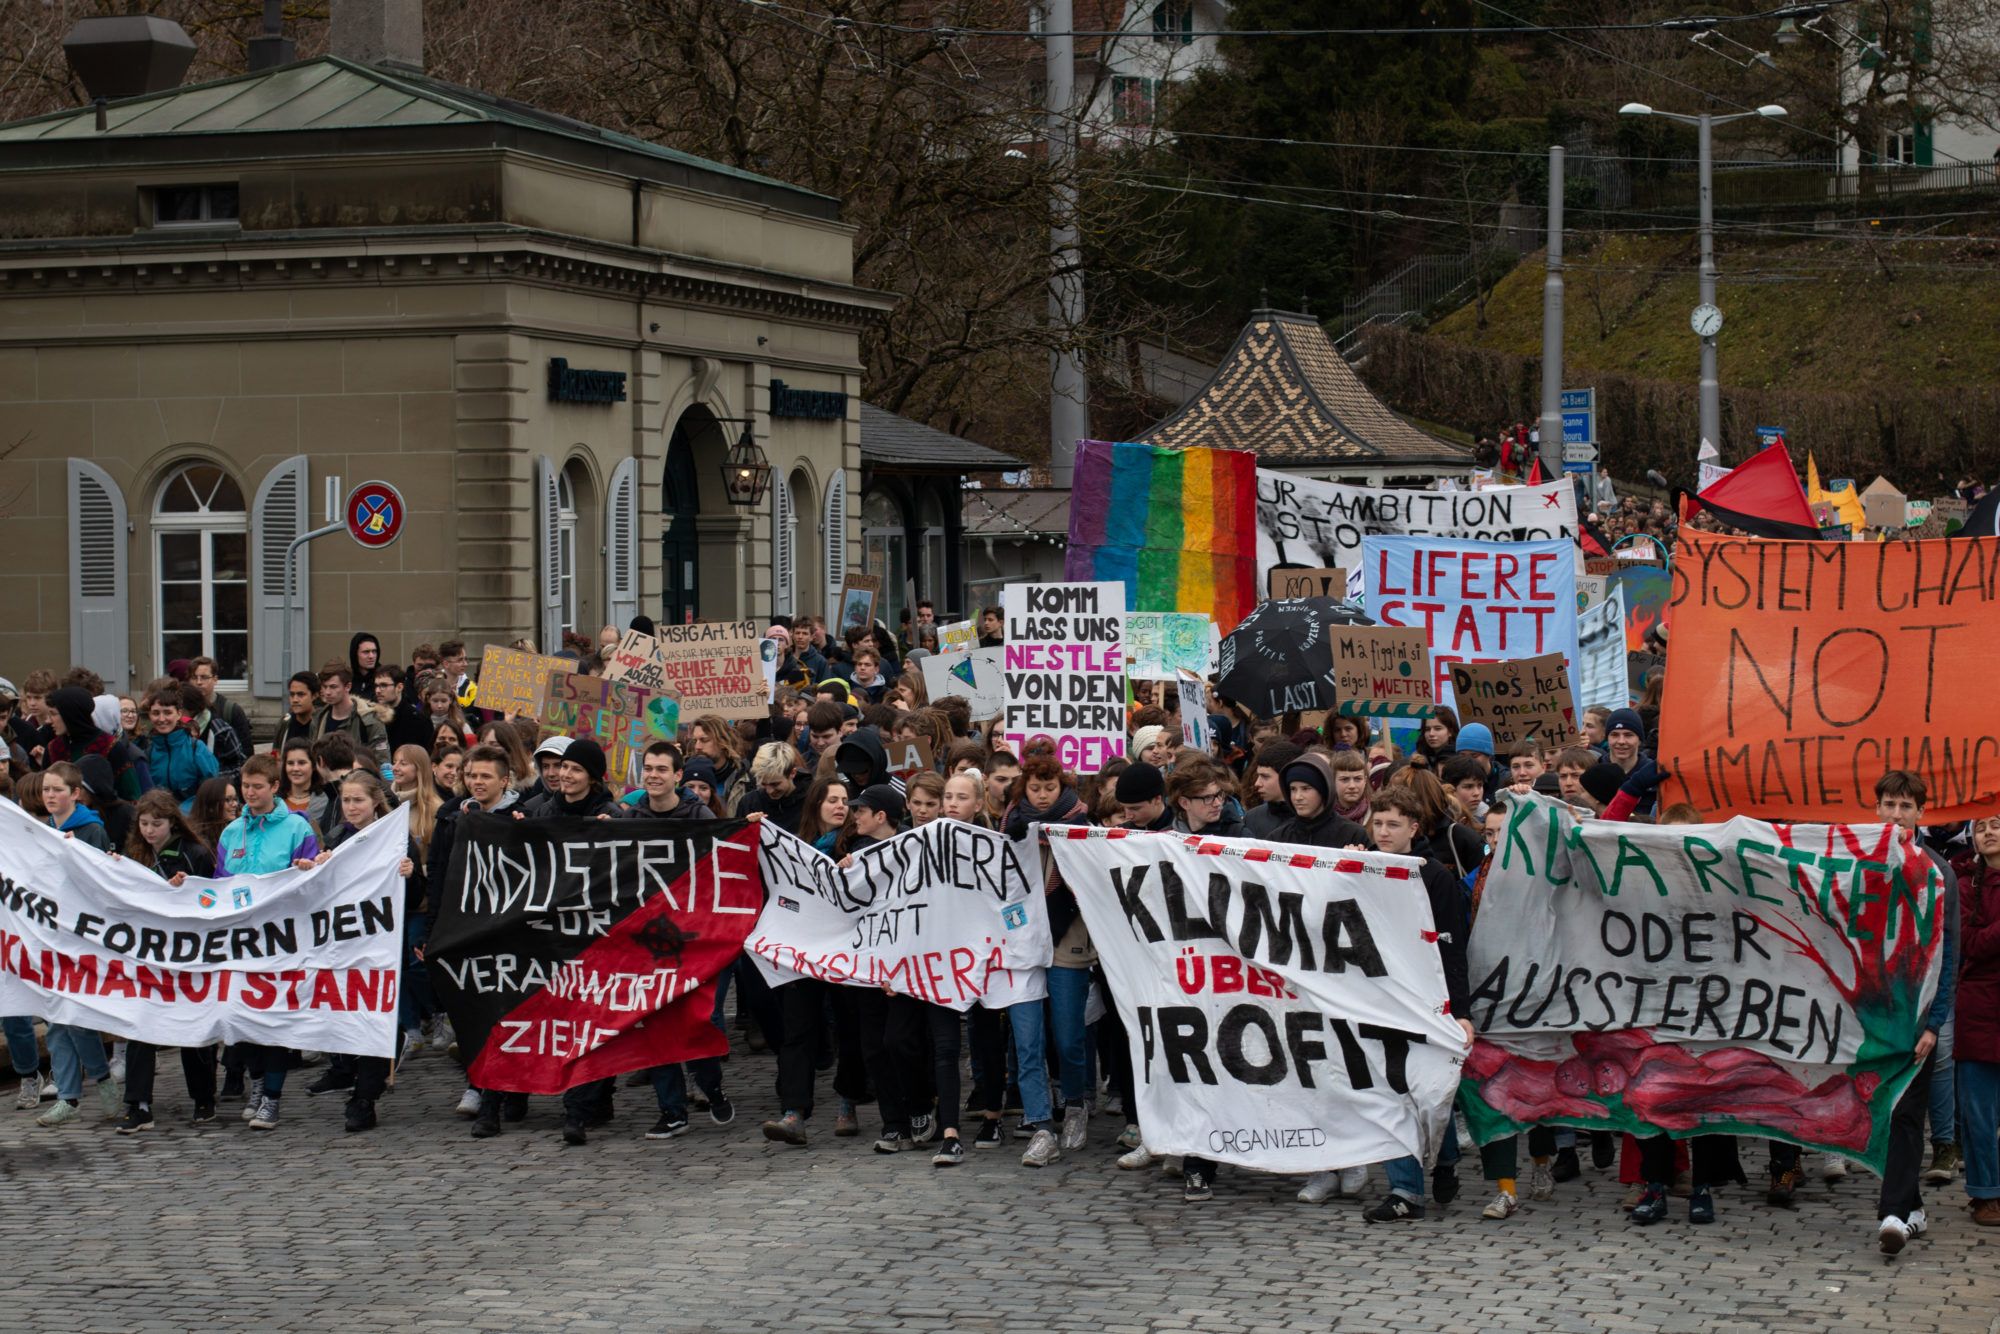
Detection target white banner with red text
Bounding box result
[747,819,1052,1009]
[0,801,405,1056]
[1044,826,1468,1173]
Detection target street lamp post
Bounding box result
[1618,101,1786,454]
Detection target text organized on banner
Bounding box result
[1001,580,1126,774]
[1659,531,2000,822]
[605,621,769,718]
[748,820,1051,1009]
[539,671,681,792]
[1461,794,1943,1169]
[1362,534,1579,711]
[1449,653,1579,749]
[0,801,405,1055]
[1258,473,1578,575]
[1045,826,1467,1173]
[426,815,761,1094]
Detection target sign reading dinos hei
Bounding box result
[548,358,627,404]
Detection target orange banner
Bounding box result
[1659,530,2000,823]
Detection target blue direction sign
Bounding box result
[1560,387,1595,446]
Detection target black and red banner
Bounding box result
[426,815,762,1094]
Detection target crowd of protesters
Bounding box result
[1,592,1988,1256]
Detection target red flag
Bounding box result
[1527,456,1546,485]
[1687,445,1818,540]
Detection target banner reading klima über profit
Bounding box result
[1257,472,1578,575]
[427,814,761,1094]
[1000,580,1126,775]
[748,819,1051,1009]
[1045,826,1467,1173]
[1462,794,1943,1171]
[1361,534,1580,712]
[0,800,405,1056]
[1659,530,2000,823]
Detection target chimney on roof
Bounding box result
[62,14,196,102]
[247,0,297,72]
[330,0,424,74]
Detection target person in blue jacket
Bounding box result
[144,685,219,809]
[213,754,320,1133]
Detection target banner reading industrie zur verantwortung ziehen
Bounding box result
[1045,826,1468,1173]
[0,800,407,1056]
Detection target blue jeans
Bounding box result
[1045,966,1095,1107]
[1384,1155,1426,1202]
[1008,1001,1054,1126]
[651,971,733,1120]
[1929,1016,1956,1144]
[46,1024,108,1101]
[3,1016,38,1077]
[1961,1059,2000,1200]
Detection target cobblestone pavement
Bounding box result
[2,1040,1995,1334]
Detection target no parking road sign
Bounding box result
[345,480,406,550]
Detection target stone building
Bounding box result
[0,25,890,701]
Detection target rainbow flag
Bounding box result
[1064,439,1258,632]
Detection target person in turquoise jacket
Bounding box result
[212,755,321,1132]
[144,687,219,809]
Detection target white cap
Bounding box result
[533,735,573,760]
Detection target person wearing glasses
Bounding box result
[1168,762,1243,839]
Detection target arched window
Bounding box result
[861,487,906,632]
[557,464,580,634]
[154,463,249,682]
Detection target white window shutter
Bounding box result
[249,455,308,699]
[604,456,639,632]
[772,472,796,617]
[536,455,563,652]
[67,459,129,685]
[822,468,847,613]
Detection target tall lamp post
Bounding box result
[1618,101,1786,453]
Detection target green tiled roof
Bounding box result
[0,55,826,203]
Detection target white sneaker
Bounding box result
[1059,1104,1088,1152]
[1021,1128,1061,1167]
[1527,1162,1556,1200]
[1115,1123,1142,1150]
[1482,1189,1518,1219]
[108,1051,126,1085]
[1823,1156,1849,1181]
[1160,1154,1183,1176]
[400,1030,424,1063]
[248,1095,280,1131]
[1907,1208,1928,1238]
[96,1078,123,1120]
[40,1076,59,1101]
[241,1092,264,1122]
[13,1073,42,1110]
[454,1087,483,1118]
[1878,1215,1910,1255]
[1117,1145,1155,1170]
[1297,1171,1341,1204]
[1338,1166,1368,1196]
[35,1098,78,1127]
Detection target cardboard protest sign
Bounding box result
[837,572,880,636]
[605,621,768,718]
[1658,531,2000,822]
[0,801,405,1056]
[1046,826,1467,1173]
[1123,611,1217,680]
[1267,566,1347,601]
[428,815,761,1094]
[1329,625,1433,718]
[1617,536,1660,563]
[1576,583,1628,711]
[748,820,1051,1009]
[1000,581,1126,774]
[540,670,681,791]
[1361,534,1580,712]
[1448,654,1578,749]
[921,646,1004,722]
[940,619,976,653]
[883,736,934,781]
[1860,476,1907,530]
[1175,668,1211,751]
[475,645,572,718]
[1257,472,1577,573]
[1462,795,1944,1170]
